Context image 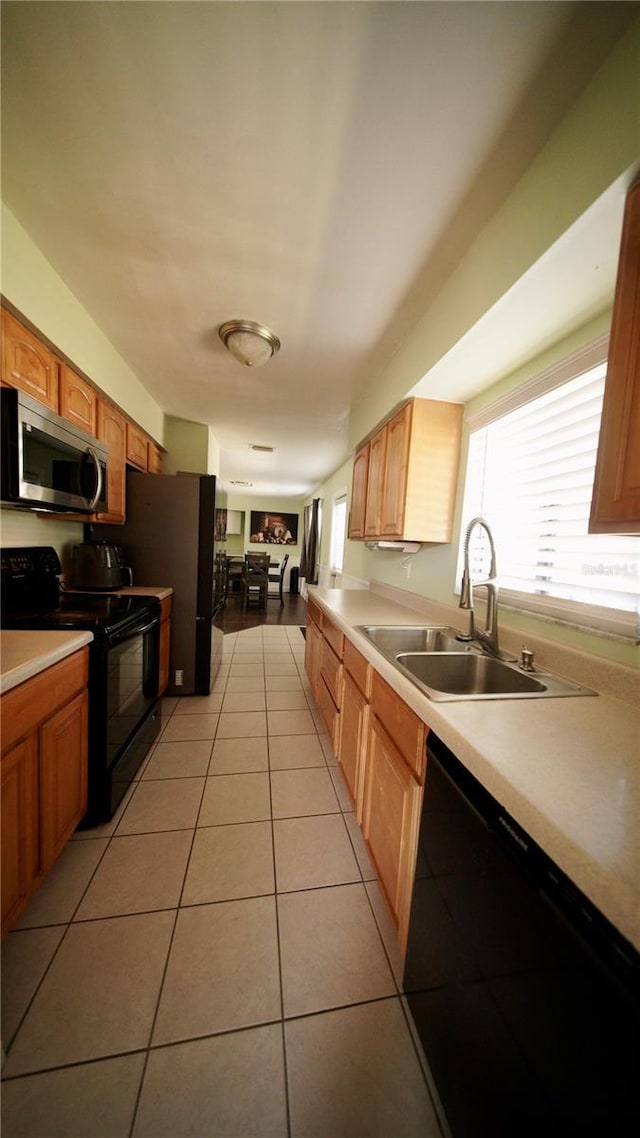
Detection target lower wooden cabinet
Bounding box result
[362,714,422,952]
[1,648,89,937]
[304,606,428,952]
[39,692,88,871]
[1,734,39,936]
[304,620,323,702]
[338,670,369,821]
[159,596,172,695]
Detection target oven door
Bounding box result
[106,611,160,766]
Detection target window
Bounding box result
[330,493,347,576]
[458,345,640,637]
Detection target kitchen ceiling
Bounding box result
[1,1,634,496]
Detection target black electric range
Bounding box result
[1,546,162,823]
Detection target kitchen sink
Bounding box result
[357,625,464,655]
[396,651,547,699]
[355,625,596,701]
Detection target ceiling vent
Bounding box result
[230,479,254,487]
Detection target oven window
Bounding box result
[106,626,158,765]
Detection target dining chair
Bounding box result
[267,553,289,605]
[241,554,269,609]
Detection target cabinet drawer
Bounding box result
[344,639,371,697]
[320,639,343,708]
[1,649,89,754]
[307,596,323,629]
[317,674,340,752]
[322,614,344,660]
[371,671,426,782]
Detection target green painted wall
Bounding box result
[309,22,640,669]
[349,19,640,444]
[1,206,165,441]
[226,493,305,563]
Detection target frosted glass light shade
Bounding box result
[218,320,280,367]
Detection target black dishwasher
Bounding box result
[403,732,640,1138]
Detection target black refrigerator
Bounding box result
[101,471,227,695]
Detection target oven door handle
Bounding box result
[108,616,159,646]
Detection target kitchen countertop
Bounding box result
[63,585,173,601]
[310,587,640,954]
[0,630,93,695]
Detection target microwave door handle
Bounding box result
[85,446,103,511]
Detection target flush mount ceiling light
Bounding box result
[218,319,280,367]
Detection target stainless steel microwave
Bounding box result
[1,387,109,513]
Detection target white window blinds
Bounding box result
[459,362,640,634]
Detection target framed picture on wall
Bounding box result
[250,511,298,545]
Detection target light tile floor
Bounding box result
[1,626,443,1138]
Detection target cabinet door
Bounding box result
[589,183,640,534]
[1,734,39,936]
[349,444,370,538]
[362,715,422,950]
[364,427,387,537]
[95,401,126,523]
[39,691,88,871]
[126,422,149,470]
[304,620,323,702]
[59,364,97,435]
[338,671,369,821]
[1,309,59,411]
[380,403,412,538]
[147,443,164,474]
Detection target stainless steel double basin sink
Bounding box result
[355,625,596,701]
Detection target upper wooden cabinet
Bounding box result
[1,306,164,513]
[364,427,387,538]
[126,421,149,469]
[590,182,640,534]
[95,400,126,524]
[1,309,59,411]
[147,443,164,474]
[349,398,462,543]
[59,364,98,435]
[349,444,369,538]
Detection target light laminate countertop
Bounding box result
[0,630,93,696]
[311,587,640,954]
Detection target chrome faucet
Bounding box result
[458,516,500,656]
